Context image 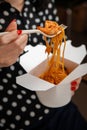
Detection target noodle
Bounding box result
[37,20,68,85]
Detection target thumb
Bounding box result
[6,19,17,31]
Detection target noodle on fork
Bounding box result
[37,20,68,85]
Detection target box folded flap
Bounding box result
[58,63,87,86]
[16,63,87,91]
[16,73,54,91]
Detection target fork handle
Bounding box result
[22,29,40,34]
[0,29,40,36]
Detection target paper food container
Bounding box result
[16,42,87,108]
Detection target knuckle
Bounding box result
[5,60,12,67]
[5,59,16,67]
[15,42,23,52]
[0,59,10,67]
[19,46,24,52]
[0,36,7,44]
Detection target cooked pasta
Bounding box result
[37,20,68,85]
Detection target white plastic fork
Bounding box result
[0,24,67,38]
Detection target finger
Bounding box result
[15,34,28,46]
[71,81,77,91]
[76,77,82,84]
[6,19,17,31]
[75,77,82,90]
[0,34,28,67]
[70,77,82,92]
[12,34,28,54]
[0,19,18,45]
[0,30,19,45]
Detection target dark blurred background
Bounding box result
[55,0,87,120]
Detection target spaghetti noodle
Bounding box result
[37,20,68,85]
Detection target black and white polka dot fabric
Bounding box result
[0,0,59,129]
[1,0,87,130]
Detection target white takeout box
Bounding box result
[16,41,87,108]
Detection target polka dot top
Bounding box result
[0,0,59,129]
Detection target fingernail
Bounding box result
[71,86,76,91]
[17,30,22,35]
[71,81,77,91]
[71,81,77,86]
